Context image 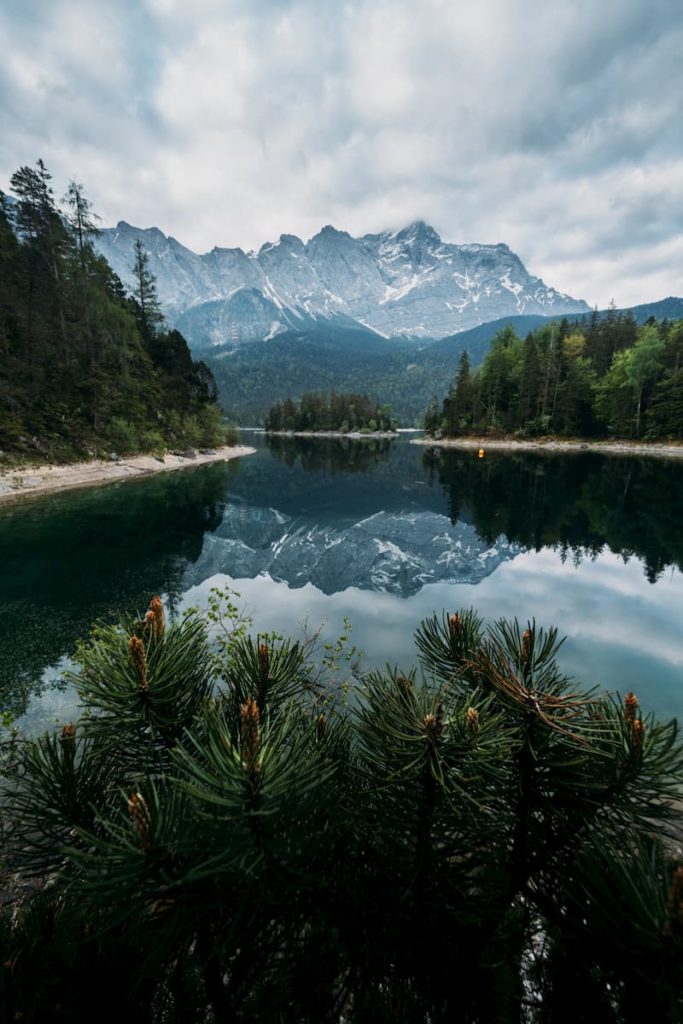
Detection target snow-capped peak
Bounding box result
[94,220,590,349]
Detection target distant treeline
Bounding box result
[265,392,395,433]
[426,310,683,439]
[0,160,223,460]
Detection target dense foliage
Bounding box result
[0,160,224,460]
[1,597,682,1022]
[265,390,395,432]
[427,310,683,440]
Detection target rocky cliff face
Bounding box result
[96,219,589,348]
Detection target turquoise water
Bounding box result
[1,433,682,731]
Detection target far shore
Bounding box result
[410,435,683,459]
[265,430,399,439]
[0,445,256,507]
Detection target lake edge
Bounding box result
[411,436,683,459]
[0,445,256,506]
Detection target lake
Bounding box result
[1,432,682,732]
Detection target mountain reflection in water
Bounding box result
[1,434,683,725]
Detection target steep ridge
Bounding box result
[95,219,589,346]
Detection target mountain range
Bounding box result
[93,215,683,426]
[95,220,589,347]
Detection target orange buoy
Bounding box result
[478,448,485,459]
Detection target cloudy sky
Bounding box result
[1,0,681,308]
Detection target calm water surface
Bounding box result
[1,432,682,731]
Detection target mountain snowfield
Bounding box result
[95,220,589,348]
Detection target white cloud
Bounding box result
[0,0,681,308]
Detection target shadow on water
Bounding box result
[0,461,236,717]
[265,434,393,474]
[226,435,426,522]
[423,447,683,583]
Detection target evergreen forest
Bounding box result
[0,161,224,462]
[427,311,683,440]
[265,391,395,433]
[204,303,683,429]
[0,597,681,1022]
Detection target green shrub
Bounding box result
[0,410,27,444]
[196,403,226,446]
[139,428,166,453]
[162,408,181,440]
[224,423,241,447]
[106,416,139,453]
[179,413,203,447]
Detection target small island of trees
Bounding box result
[425,310,683,440]
[265,391,396,433]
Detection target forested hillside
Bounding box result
[206,324,425,424]
[206,301,683,426]
[428,310,683,439]
[0,161,223,461]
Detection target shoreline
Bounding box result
[265,430,399,439]
[0,445,256,507]
[410,436,683,459]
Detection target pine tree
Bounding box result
[517,333,542,429]
[131,238,164,340]
[448,349,473,434]
[1,598,682,1021]
[553,333,597,436]
[478,327,521,431]
[64,180,100,270]
[10,160,57,244]
[423,396,441,435]
[627,324,665,438]
[10,159,70,357]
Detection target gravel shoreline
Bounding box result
[409,436,683,459]
[265,430,399,439]
[0,445,256,506]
